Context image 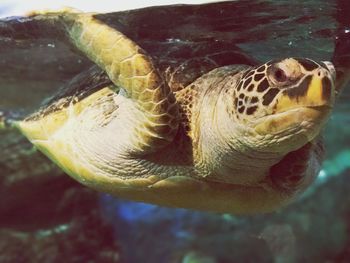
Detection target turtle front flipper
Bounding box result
[62,9,179,152]
[268,139,324,196]
[18,9,179,153]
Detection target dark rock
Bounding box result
[0,209,122,263]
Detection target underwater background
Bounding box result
[0,0,350,262]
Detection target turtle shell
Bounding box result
[0,1,265,185]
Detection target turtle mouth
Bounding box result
[305,104,333,111]
[267,104,331,117]
[254,104,331,122]
[275,104,333,116]
[253,105,332,136]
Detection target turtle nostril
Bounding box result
[322,61,335,72]
[321,61,336,80]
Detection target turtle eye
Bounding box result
[272,68,287,83]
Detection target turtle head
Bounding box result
[231,57,336,153]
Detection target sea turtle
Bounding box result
[0,7,348,214]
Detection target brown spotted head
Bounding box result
[230,57,336,153]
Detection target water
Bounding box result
[0,1,349,262]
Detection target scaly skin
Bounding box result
[24,9,179,153]
[0,9,341,214]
